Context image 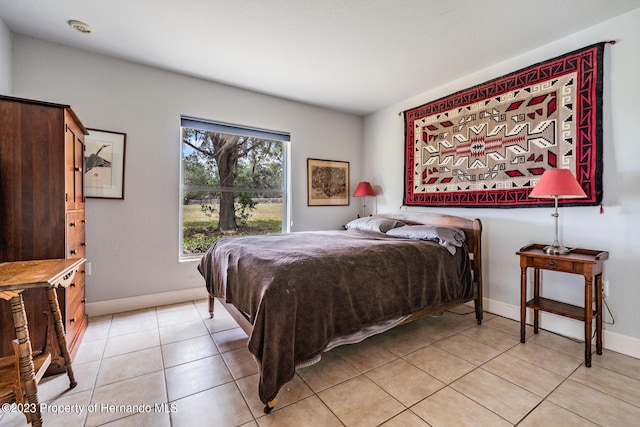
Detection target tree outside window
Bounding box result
[180,118,288,257]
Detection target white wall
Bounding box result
[12,36,363,305]
[0,17,12,94]
[364,10,640,354]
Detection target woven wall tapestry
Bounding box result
[403,42,606,208]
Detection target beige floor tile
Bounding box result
[569,364,640,406]
[28,301,639,427]
[111,307,156,321]
[366,359,445,406]
[86,371,167,426]
[237,373,313,418]
[204,311,242,333]
[37,360,100,402]
[108,314,158,337]
[83,315,112,342]
[297,351,360,392]
[103,328,160,358]
[507,341,582,376]
[334,336,398,372]
[165,354,233,401]
[170,382,253,427]
[526,329,585,359]
[483,315,531,338]
[434,334,501,365]
[519,401,598,426]
[39,389,93,427]
[212,327,249,352]
[451,368,541,424]
[256,395,343,427]
[221,346,260,379]
[548,379,640,425]
[192,298,212,318]
[592,348,640,381]
[159,318,210,344]
[99,410,171,426]
[73,338,106,364]
[482,353,564,397]
[96,346,164,387]
[403,345,475,384]
[411,387,511,427]
[379,410,430,427]
[161,334,219,368]
[318,375,404,427]
[460,322,520,352]
[376,327,438,357]
[156,304,202,328]
[0,389,93,427]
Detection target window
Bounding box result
[180,116,289,258]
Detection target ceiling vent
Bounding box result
[68,20,94,34]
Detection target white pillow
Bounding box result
[386,225,465,255]
[345,217,405,233]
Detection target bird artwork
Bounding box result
[85,144,112,173]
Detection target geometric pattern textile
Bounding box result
[404,43,606,208]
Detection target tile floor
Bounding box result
[2,300,639,426]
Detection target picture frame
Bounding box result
[84,128,126,199]
[307,158,349,206]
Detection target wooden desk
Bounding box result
[517,244,608,367]
[0,258,84,426]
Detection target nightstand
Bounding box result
[517,244,609,367]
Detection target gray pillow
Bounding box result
[345,217,405,233]
[386,225,466,255]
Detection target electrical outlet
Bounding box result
[603,280,609,297]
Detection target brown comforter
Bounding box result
[198,230,473,404]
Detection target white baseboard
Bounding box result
[86,287,209,317]
[481,298,640,360]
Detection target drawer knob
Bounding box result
[81,242,87,247]
[69,317,76,324]
[74,166,81,172]
[69,222,76,227]
[70,282,76,288]
[70,249,77,255]
[548,260,556,266]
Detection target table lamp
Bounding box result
[528,169,587,254]
[353,181,376,217]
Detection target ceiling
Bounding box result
[1,0,640,115]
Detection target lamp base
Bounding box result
[543,243,572,255]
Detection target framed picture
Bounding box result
[84,128,126,199]
[307,158,349,206]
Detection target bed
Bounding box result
[197,212,483,412]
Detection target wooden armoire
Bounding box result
[0,95,88,369]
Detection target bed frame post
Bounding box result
[473,218,483,324]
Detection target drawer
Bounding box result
[66,211,85,239]
[66,232,86,259]
[66,275,85,307]
[530,257,575,272]
[65,282,86,341]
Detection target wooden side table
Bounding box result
[517,244,608,367]
[0,258,84,426]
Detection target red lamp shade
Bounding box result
[528,169,587,199]
[353,181,376,197]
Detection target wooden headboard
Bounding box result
[374,212,483,320]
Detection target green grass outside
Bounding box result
[182,202,283,254]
